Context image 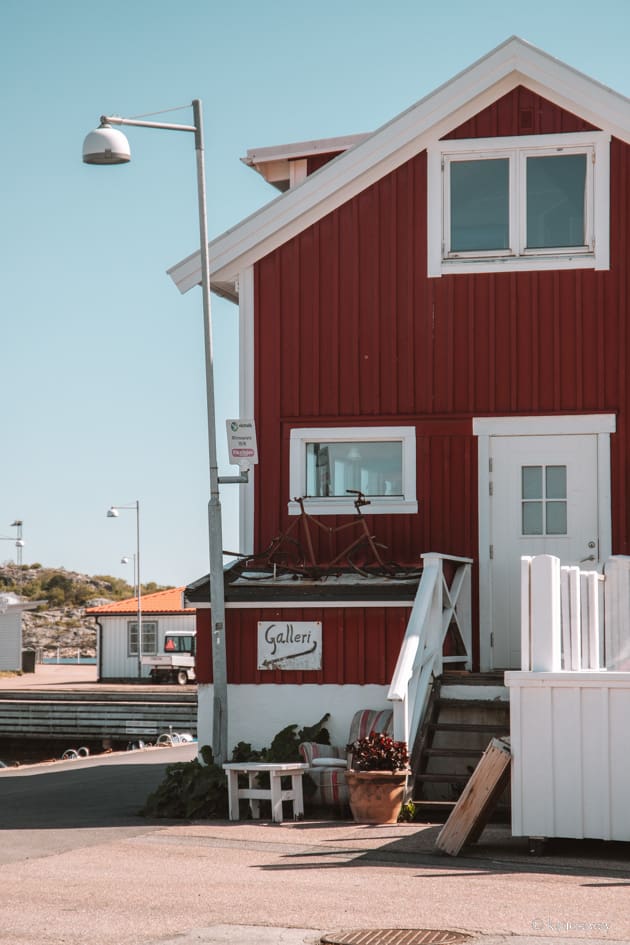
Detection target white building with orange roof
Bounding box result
[86,586,196,681]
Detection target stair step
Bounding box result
[442,671,505,685]
[428,722,510,734]
[414,772,471,783]
[436,698,509,710]
[424,747,484,758]
[410,798,511,825]
[409,800,456,823]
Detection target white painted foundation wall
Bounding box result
[196,683,391,753]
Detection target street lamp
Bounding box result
[107,502,142,679]
[84,102,230,762]
[0,535,25,564]
[121,554,137,595]
[11,520,24,566]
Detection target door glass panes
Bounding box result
[450,159,509,252]
[522,466,542,499]
[526,154,586,249]
[306,441,403,498]
[521,465,568,535]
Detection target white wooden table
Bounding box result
[222,762,308,823]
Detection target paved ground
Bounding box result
[1,666,629,944]
[1,733,629,945]
[0,663,99,689]
[0,662,192,693]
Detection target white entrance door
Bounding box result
[489,434,600,669]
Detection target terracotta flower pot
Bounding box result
[345,769,408,824]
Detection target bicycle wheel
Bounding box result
[265,536,309,572]
[345,538,385,577]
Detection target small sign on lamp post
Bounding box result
[226,419,259,468]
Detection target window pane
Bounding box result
[450,159,509,252]
[527,154,586,248]
[306,441,403,497]
[523,501,543,535]
[522,466,543,500]
[546,501,568,535]
[129,621,157,656]
[546,465,567,499]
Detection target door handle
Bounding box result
[580,554,596,563]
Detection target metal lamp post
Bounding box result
[107,502,142,679]
[84,102,229,762]
[10,521,24,566]
[0,534,25,564]
[121,554,138,595]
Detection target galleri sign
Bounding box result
[258,621,322,670]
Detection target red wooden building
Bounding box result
[170,37,628,756]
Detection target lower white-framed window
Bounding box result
[427,131,610,277]
[127,620,158,657]
[289,426,417,515]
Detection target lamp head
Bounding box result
[107,507,119,518]
[121,556,130,564]
[83,122,131,165]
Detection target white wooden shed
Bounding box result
[86,587,195,681]
[0,593,40,672]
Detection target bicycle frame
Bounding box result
[238,490,417,579]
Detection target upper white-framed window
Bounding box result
[289,426,417,515]
[427,131,610,277]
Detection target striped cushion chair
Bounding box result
[299,708,394,809]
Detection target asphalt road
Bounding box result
[1,745,629,945]
[0,744,197,864]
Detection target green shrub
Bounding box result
[141,715,331,820]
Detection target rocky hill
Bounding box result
[0,564,150,659]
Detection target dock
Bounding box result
[0,664,197,747]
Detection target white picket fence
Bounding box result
[520,553,630,672]
[509,554,630,841]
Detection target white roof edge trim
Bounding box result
[167,36,630,296]
[242,133,370,166]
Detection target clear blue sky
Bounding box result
[2,0,628,587]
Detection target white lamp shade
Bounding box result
[83,125,131,165]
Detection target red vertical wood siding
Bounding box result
[254,92,630,553]
[195,606,409,685]
[246,88,630,676]
[444,86,597,138]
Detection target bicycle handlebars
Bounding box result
[292,491,371,509]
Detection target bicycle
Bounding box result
[232,490,421,580]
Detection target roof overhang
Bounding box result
[184,566,419,607]
[242,133,369,192]
[167,36,630,302]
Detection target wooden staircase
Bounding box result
[410,671,510,822]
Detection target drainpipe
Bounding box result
[94,618,104,681]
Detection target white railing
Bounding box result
[387,552,473,745]
[521,554,605,671]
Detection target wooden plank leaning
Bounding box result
[435,736,511,856]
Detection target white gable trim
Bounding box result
[239,265,255,555]
[168,37,630,297]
